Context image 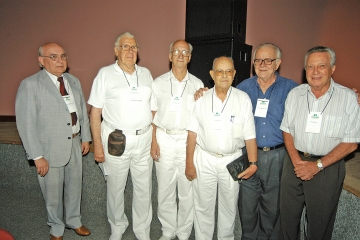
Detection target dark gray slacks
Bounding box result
[279,153,345,240]
[239,147,287,240]
[37,135,83,237]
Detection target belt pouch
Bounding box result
[108,129,126,156]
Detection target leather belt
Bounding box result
[72,132,80,138]
[197,144,241,158]
[297,150,324,159]
[103,120,150,135]
[258,143,285,151]
[157,127,187,135]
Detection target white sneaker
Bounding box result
[159,236,175,240]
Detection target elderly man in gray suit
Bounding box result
[15,42,91,240]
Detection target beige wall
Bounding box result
[1,0,359,115]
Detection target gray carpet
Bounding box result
[0,143,359,240]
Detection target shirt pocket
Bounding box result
[322,115,346,138]
[232,117,244,139]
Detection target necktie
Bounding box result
[57,77,78,126]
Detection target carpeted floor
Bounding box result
[0,143,359,240]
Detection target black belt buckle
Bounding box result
[304,152,312,158]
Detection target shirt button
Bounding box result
[68,137,71,139]
[67,123,70,126]
[263,136,265,138]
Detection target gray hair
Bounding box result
[253,43,282,63]
[212,56,234,70]
[114,32,137,48]
[169,40,193,53]
[304,46,336,68]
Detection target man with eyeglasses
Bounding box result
[236,43,298,240]
[186,56,258,239]
[88,32,153,240]
[150,40,203,240]
[15,42,91,240]
[279,46,359,240]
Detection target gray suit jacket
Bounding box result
[15,69,91,167]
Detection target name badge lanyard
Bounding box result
[169,77,188,127]
[212,87,232,152]
[122,68,141,103]
[170,76,188,98]
[121,68,139,88]
[305,88,333,133]
[254,81,277,118]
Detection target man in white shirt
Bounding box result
[279,46,360,240]
[88,32,153,240]
[151,40,204,240]
[186,56,258,239]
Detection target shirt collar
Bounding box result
[114,61,140,75]
[44,69,64,85]
[168,70,191,83]
[300,78,335,98]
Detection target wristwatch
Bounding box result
[249,162,258,166]
[317,159,324,171]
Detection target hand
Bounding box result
[151,140,160,162]
[294,161,319,181]
[238,164,258,180]
[194,87,209,101]
[185,163,197,181]
[34,157,49,177]
[352,88,360,105]
[94,143,105,163]
[81,142,90,155]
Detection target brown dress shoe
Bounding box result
[74,225,91,236]
[50,234,63,240]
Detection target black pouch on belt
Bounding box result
[108,129,126,156]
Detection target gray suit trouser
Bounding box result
[239,147,286,240]
[37,135,82,237]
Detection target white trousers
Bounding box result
[101,122,153,240]
[193,146,240,240]
[155,129,194,239]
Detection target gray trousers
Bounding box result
[239,147,286,240]
[279,153,345,240]
[38,135,83,237]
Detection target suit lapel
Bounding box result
[39,70,68,109]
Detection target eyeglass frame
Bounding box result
[41,54,68,61]
[213,69,235,76]
[118,44,140,52]
[170,49,191,57]
[253,58,278,66]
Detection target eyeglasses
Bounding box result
[214,69,234,76]
[253,58,278,66]
[41,54,68,61]
[171,49,191,57]
[119,44,139,52]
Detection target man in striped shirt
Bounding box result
[279,46,360,240]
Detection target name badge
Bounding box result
[212,112,222,130]
[128,85,142,102]
[254,98,269,118]
[62,94,76,113]
[169,96,182,112]
[305,112,322,133]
